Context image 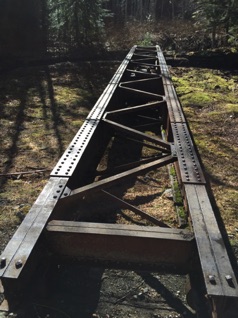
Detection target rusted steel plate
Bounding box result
[156,47,186,123]
[156,48,170,74]
[46,221,194,271]
[51,47,136,178]
[171,122,206,184]
[0,177,68,279]
[164,83,186,123]
[185,184,238,298]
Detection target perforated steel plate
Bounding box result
[51,48,135,177]
[172,123,205,184]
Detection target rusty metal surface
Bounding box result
[46,221,194,271]
[51,47,136,177]
[185,184,238,298]
[0,177,68,279]
[171,122,206,184]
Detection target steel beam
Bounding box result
[46,221,194,272]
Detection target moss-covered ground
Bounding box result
[173,67,238,243]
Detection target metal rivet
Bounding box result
[15,260,23,269]
[225,275,232,281]
[0,257,6,269]
[209,275,216,284]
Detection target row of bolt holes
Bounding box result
[53,184,68,199]
[54,122,96,175]
[174,124,201,182]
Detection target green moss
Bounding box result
[180,91,213,107]
[225,103,238,114]
[177,206,186,219]
[71,119,85,127]
[173,181,183,205]
[54,87,82,106]
[169,165,176,177]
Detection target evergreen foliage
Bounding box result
[0,0,238,57]
[193,0,238,47]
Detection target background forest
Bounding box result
[1,0,238,59]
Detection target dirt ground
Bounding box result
[0,60,238,318]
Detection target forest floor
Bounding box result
[0,59,238,317]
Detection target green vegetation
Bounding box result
[173,67,238,237]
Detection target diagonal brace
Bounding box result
[103,118,171,151]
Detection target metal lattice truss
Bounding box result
[0,46,238,318]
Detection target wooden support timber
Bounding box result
[0,46,238,318]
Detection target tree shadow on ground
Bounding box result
[137,272,197,318]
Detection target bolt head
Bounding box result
[209,275,216,284]
[15,260,23,269]
[225,275,232,281]
[0,257,6,268]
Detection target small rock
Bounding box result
[163,188,173,199]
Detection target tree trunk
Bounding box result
[150,0,156,21]
[212,24,217,48]
[0,0,42,58]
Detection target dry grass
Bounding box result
[0,62,118,251]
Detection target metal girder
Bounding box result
[0,177,68,280]
[185,184,238,298]
[46,221,194,272]
[1,45,238,317]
